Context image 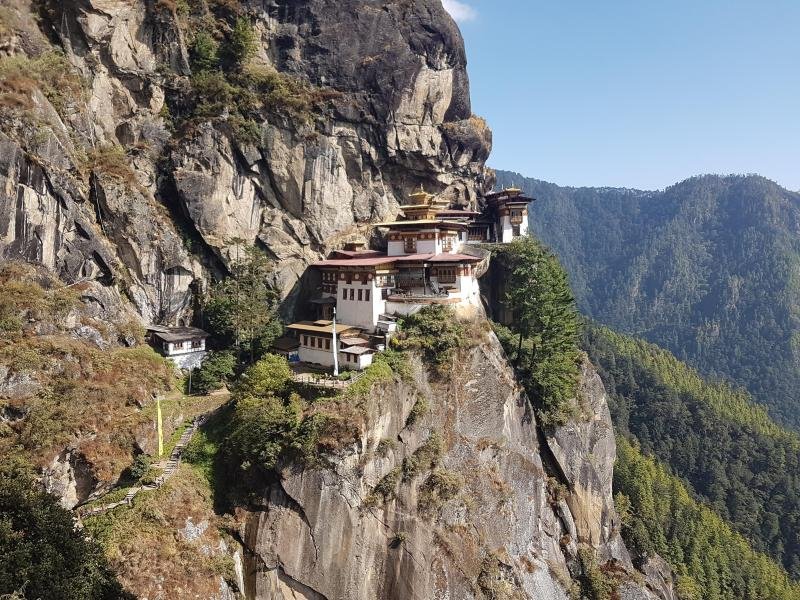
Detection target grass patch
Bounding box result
[0,51,84,115]
[83,466,236,598]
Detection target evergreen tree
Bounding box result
[498,237,581,424]
[0,456,131,599]
[190,30,219,73]
[204,242,280,364]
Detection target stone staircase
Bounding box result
[77,412,210,519]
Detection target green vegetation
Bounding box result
[0,51,84,115]
[576,548,619,600]
[366,432,444,507]
[615,437,800,600]
[222,353,402,475]
[501,171,800,429]
[169,5,338,143]
[418,468,463,514]
[583,324,800,577]
[394,305,466,370]
[203,243,281,363]
[491,237,581,425]
[0,457,131,600]
[189,29,219,72]
[190,350,236,394]
[405,396,429,427]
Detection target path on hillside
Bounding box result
[77,410,212,519]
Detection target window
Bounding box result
[349,289,355,301]
[365,289,371,302]
[174,341,184,350]
[358,289,363,301]
[325,339,331,350]
[191,339,203,349]
[342,288,347,300]
[303,335,308,346]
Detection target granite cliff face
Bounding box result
[0,0,490,322]
[240,332,668,599]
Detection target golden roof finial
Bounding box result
[409,184,432,205]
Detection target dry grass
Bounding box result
[0,52,84,115]
[82,145,138,186]
[84,465,236,598]
[0,262,178,482]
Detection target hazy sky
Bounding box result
[443,1,800,191]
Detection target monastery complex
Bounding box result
[275,186,533,372]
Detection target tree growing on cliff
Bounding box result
[0,455,132,599]
[498,237,581,425]
[203,242,281,364]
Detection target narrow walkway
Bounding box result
[291,370,365,389]
[77,412,210,519]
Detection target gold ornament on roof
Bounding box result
[408,184,433,205]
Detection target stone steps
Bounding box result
[75,411,215,521]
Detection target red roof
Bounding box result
[330,249,384,259]
[312,256,396,267]
[313,252,479,268]
[426,253,481,263]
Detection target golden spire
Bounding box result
[408,184,432,205]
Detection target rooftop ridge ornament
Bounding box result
[408,184,434,205]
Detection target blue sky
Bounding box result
[443,1,800,191]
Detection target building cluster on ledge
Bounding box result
[273,186,533,372]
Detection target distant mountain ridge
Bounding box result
[496,169,800,427]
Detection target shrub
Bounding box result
[418,468,463,514]
[402,432,443,480]
[366,467,402,505]
[394,306,465,369]
[226,17,257,68]
[191,351,236,395]
[226,392,303,470]
[405,397,428,427]
[191,71,235,118]
[577,548,617,600]
[128,453,152,481]
[390,531,407,548]
[234,354,292,399]
[190,30,219,72]
[84,145,137,185]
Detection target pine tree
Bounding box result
[501,237,581,424]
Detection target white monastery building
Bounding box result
[279,185,532,371]
[147,326,209,370]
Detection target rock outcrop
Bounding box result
[239,332,669,599]
[0,0,490,321]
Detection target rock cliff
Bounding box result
[0,0,490,322]
[238,330,667,599]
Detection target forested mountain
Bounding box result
[495,171,800,427]
[582,324,800,579]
